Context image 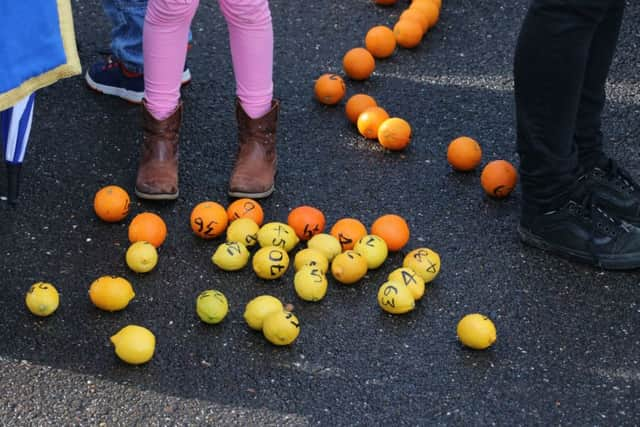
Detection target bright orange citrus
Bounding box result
[357,106,390,139]
[365,26,397,59]
[287,205,326,241]
[314,73,346,105]
[190,201,229,239]
[378,117,412,151]
[447,136,482,171]
[94,185,130,223]
[330,218,368,251]
[411,0,440,28]
[128,212,167,248]
[227,198,264,226]
[343,47,376,80]
[370,214,410,251]
[399,9,429,34]
[345,94,377,124]
[393,19,423,48]
[480,160,518,198]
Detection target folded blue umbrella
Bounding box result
[0,0,80,203]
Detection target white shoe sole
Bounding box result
[86,69,192,104]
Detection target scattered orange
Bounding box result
[378,117,412,151]
[393,19,423,48]
[128,212,167,248]
[227,198,264,226]
[480,160,518,198]
[330,218,368,251]
[374,0,397,5]
[343,47,376,81]
[287,205,326,241]
[345,94,377,124]
[399,8,429,34]
[93,185,130,223]
[365,26,397,59]
[447,136,482,171]
[190,201,229,239]
[357,106,390,139]
[371,214,410,251]
[314,73,346,105]
[414,0,442,10]
[410,0,440,28]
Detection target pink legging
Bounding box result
[144,0,273,120]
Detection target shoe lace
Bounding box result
[101,55,119,71]
[602,158,637,194]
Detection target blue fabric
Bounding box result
[14,93,36,164]
[0,2,68,93]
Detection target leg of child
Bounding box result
[219,0,274,119]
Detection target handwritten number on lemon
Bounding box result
[286,312,300,328]
[381,285,398,308]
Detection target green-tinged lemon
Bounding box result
[125,241,158,273]
[353,234,388,269]
[226,217,259,247]
[388,267,425,300]
[403,247,440,283]
[257,222,300,252]
[212,241,250,271]
[377,281,415,314]
[307,233,342,262]
[293,248,329,273]
[196,290,228,324]
[110,325,156,365]
[262,310,300,345]
[330,250,368,284]
[25,282,59,317]
[294,267,328,302]
[457,313,497,350]
[244,295,284,330]
[252,246,289,279]
[89,276,135,311]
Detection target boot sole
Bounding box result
[228,185,274,199]
[518,225,640,270]
[135,188,179,201]
[85,70,192,104]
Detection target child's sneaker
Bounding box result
[85,56,192,104]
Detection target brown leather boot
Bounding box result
[135,101,182,200]
[228,100,279,198]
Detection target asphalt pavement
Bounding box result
[1,0,639,425]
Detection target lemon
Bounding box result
[377,281,415,314]
[307,233,342,262]
[196,290,229,324]
[330,250,368,284]
[257,222,300,252]
[403,248,440,283]
[125,241,158,273]
[212,241,250,271]
[294,267,328,302]
[293,248,329,273]
[388,267,425,300]
[252,246,289,279]
[262,310,300,345]
[89,276,135,311]
[226,218,259,247]
[110,325,156,365]
[25,282,59,317]
[353,234,388,269]
[457,313,497,350]
[244,295,284,330]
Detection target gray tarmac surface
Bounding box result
[1,0,639,425]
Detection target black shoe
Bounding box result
[518,189,640,270]
[579,158,640,226]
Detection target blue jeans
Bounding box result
[102,0,192,74]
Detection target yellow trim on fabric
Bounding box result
[0,0,82,111]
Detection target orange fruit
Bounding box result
[399,8,429,34]
[365,26,397,59]
[447,136,482,171]
[393,19,423,48]
[93,185,130,223]
[128,212,167,248]
[314,73,346,105]
[374,0,397,5]
[190,201,229,239]
[371,214,410,251]
[345,94,377,124]
[287,205,326,241]
[343,47,376,81]
[410,0,440,28]
[330,218,368,251]
[357,106,390,139]
[227,198,264,226]
[480,160,518,198]
[378,117,412,151]
[414,0,442,9]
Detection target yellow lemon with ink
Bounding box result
[89,276,135,311]
[252,246,289,279]
[125,241,158,273]
[25,282,60,317]
[226,217,259,248]
[110,325,156,365]
[257,222,300,252]
[212,241,250,271]
[331,250,368,284]
[244,295,284,330]
[307,233,342,262]
[196,290,228,324]
[377,281,415,314]
[294,266,328,302]
[293,247,329,273]
[262,310,300,345]
[457,313,497,350]
[403,247,440,283]
[353,234,388,269]
[388,267,425,300]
